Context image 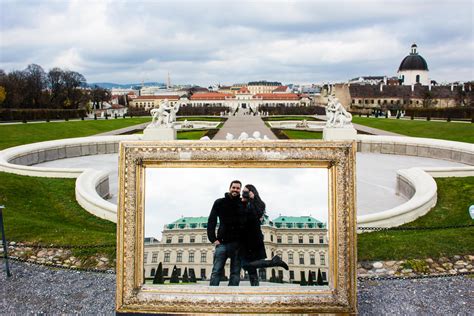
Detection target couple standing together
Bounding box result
[207,180,289,286]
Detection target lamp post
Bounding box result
[0,205,12,277]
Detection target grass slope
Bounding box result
[0,118,151,150]
[0,172,116,246]
[358,177,474,261]
[352,117,474,143]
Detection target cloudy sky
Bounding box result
[1,0,472,85]
[144,168,328,239]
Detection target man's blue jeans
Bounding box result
[209,242,241,286]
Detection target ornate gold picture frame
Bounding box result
[116,140,357,314]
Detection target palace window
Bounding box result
[320,254,326,266]
[270,235,273,242]
[151,252,158,263]
[310,254,316,265]
[178,236,183,243]
[190,236,195,243]
[177,252,183,263]
[201,252,207,263]
[144,253,148,263]
[164,252,170,263]
[287,236,293,244]
[288,253,294,264]
[299,254,305,265]
[289,270,295,280]
[163,268,169,276]
[277,236,282,243]
[151,268,156,276]
[298,236,304,244]
[166,237,172,244]
[309,236,314,244]
[319,236,324,244]
[202,235,207,243]
[189,252,194,263]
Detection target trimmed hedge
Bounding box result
[259,105,325,115]
[129,105,229,117]
[351,107,473,120]
[0,108,87,121]
[403,107,473,120]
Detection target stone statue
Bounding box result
[296,119,309,128]
[325,96,353,128]
[149,99,180,128]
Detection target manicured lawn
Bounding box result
[263,116,319,121]
[0,118,151,150]
[177,116,226,122]
[352,117,474,143]
[358,177,474,261]
[282,130,323,139]
[0,172,116,246]
[177,130,209,140]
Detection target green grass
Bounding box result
[352,117,474,143]
[0,118,151,150]
[1,172,472,262]
[177,116,226,122]
[281,130,323,139]
[0,172,116,246]
[177,130,209,140]
[358,177,474,261]
[263,116,318,121]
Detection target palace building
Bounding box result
[129,86,311,113]
[144,215,329,283]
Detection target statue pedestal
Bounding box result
[142,127,177,140]
[323,127,357,141]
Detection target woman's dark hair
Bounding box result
[245,184,266,215]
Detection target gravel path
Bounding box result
[1,261,473,314]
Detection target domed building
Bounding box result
[397,44,430,86]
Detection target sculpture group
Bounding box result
[325,96,353,128]
[150,99,181,128]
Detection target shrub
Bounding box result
[182,268,189,283]
[307,270,314,286]
[152,262,164,284]
[401,259,430,273]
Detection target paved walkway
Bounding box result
[213,113,277,140]
[314,115,402,136]
[94,122,149,136]
[352,123,402,136]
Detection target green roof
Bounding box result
[166,216,324,229]
[273,216,324,229]
[171,217,208,224]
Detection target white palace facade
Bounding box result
[144,215,329,283]
[130,86,311,113]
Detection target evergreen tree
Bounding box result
[317,268,324,286]
[189,268,197,283]
[300,271,307,286]
[182,267,189,283]
[308,270,314,286]
[270,268,276,283]
[152,262,164,284]
[170,265,179,283]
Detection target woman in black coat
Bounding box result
[240,184,288,286]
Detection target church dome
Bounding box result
[398,44,429,71]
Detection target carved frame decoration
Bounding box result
[116,140,357,314]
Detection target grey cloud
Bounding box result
[3,0,471,85]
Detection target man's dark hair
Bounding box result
[229,180,242,188]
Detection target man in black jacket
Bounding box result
[207,180,243,286]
